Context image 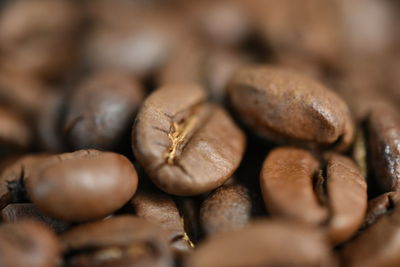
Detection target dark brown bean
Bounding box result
[260,147,327,224]
[132,83,245,196]
[61,216,173,267]
[0,220,61,267]
[260,147,367,244]
[186,220,336,267]
[324,153,367,244]
[25,150,138,221]
[228,65,354,151]
[200,184,251,236]
[64,70,144,150]
[131,189,193,254]
[368,104,400,192]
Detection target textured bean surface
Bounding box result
[260,147,327,224]
[229,65,354,150]
[133,84,245,196]
[368,104,400,192]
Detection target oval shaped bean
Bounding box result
[25,150,138,221]
[132,83,245,196]
[260,147,327,224]
[64,70,144,150]
[228,65,354,151]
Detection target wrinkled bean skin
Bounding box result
[260,147,327,224]
[324,153,367,244]
[131,189,193,254]
[368,104,400,192]
[186,220,336,267]
[132,83,245,196]
[65,71,144,150]
[200,184,252,236]
[61,216,174,267]
[341,198,400,267]
[0,220,61,267]
[25,150,138,221]
[228,65,354,151]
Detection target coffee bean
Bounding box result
[260,147,367,244]
[228,65,354,150]
[200,183,251,236]
[1,203,69,233]
[363,192,400,229]
[368,104,400,192]
[260,147,326,224]
[0,220,61,267]
[25,150,138,221]
[131,188,193,254]
[186,220,336,267]
[324,153,367,244]
[64,70,144,150]
[132,83,245,196]
[61,216,173,267]
[341,193,400,267]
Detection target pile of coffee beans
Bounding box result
[0,0,399,266]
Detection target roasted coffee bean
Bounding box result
[132,83,245,196]
[1,203,69,233]
[323,153,367,244]
[368,104,400,192]
[25,150,138,221]
[131,189,193,254]
[64,71,144,150]
[228,65,354,151]
[341,193,400,267]
[0,107,31,151]
[186,220,336,267]
[260,147,327,224]
[61,216,173,267]
[260,147,367,244]
[0,220,61,267]
[363,192,400,229]
[200,183,251,236]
